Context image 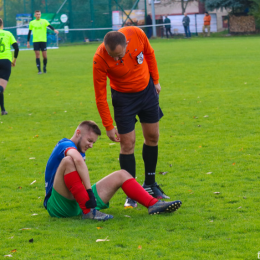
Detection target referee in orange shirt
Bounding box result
[93,26,169,208]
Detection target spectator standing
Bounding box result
[203,11,211,37]
[182,13,191,38]
[146,13,152,39]
[164,16,173,38]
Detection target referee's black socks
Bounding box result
[36,58,41,72]
[119,153,136,178]
[143,144,158,185]
[43,58,47,68]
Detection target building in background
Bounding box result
[147,0,229,32]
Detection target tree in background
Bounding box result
[180,0,194,14]
[200,0,254,13]
[249,0,260,29]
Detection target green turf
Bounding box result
[1,36,260,259]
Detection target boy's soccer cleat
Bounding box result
[124,197,137,208]
[142,182,170,199]
[82,208,113,221]
[1,111,8,115]
[38,71,42,74]
[43,67,47,73]
[148,200,182,215]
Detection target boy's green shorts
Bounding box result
[47,183,109,218]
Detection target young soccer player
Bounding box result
[27,10,59,74]
[44,120,182,220]
[0,18,19,115]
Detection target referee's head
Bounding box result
[104,31,127,61]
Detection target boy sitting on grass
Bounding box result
[44,120,182,220]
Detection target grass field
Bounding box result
[1,36,260,260]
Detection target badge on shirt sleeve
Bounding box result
[137,52,144,64]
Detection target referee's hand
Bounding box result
[155,83,161,94]
[106,127,120,142]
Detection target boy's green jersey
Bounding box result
[29,19,50,42]
[0,29,17,62]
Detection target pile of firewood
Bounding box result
[230,15,256,33]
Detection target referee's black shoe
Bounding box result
[142,182,170,199]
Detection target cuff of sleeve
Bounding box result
[153,79,159,85]
[105,125,114,131]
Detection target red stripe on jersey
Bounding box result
[64,147,77,156]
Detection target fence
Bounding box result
[2,0,146,47]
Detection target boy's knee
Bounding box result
[61,156,75,168]
[117,169,133,182]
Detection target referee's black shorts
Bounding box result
[33,42,47,51]
[0,59,11,81]
[111,77,163,135]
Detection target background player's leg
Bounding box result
[0,79,8,115]
[35,51,41,73]
[42,51,47,73]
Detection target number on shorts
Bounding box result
[0,38,5,53]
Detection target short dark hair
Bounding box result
[78,120,101,136]
[35,10,41,13]
[0,18,3,27]
[104,31,126,51]
[205,11,209,14]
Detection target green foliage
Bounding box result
[1,37,260,259]
[250,0,260,29]
[200,0,254,12]
[112,0,136,11]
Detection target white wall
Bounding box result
[165,14,217,34]
[147,0,199,15]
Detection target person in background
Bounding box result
[182,13,191,38]
[164,15,173,39]
[27,10,59,74]
[0,18,19,115]
[203,11,211,37]
[146,13,152,39]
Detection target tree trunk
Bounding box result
[181,0,190,14]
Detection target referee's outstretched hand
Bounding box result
[106,127,120,142]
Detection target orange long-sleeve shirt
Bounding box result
[204,15,211,26]
[93,26,159,131]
